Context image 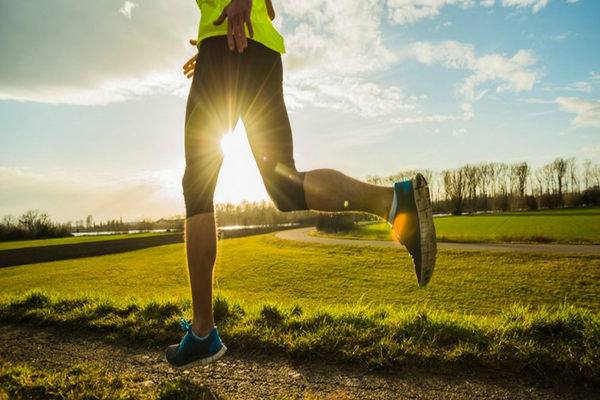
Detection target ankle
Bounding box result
[192,323,214,339]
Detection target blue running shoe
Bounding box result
[165,316,227,370]
[388,173,436,286]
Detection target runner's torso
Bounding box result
[196,0,285,53]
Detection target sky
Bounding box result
[1,0,599,223]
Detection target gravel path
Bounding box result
[1,322,596,399]
[275,228,600,254]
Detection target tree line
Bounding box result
[367,158,600,215]
[3,157,598,241]
[0,210,72,241]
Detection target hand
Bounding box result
[183,39,198,79]
[266,0,275,21]
[213,0,254,53]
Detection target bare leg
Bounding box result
[304,169,394,219]
[185,212,218,338]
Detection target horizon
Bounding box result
[1,0,599,222]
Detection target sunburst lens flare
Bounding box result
[391,213,408,243]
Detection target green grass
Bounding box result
[0,360,219,400]
[0,232,182,251]
[1,234,599,315]
[317,207,600,244]
[1,291,599,386]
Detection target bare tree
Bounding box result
[552,158,568,204]
[511,162,530,199]
[582,159,592,190]
[443,168,465,215]
[18,210,51,233]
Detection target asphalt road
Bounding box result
[275,227,600,255]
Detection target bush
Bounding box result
[539,193,562,209]
[581,187,600,206]
[524,195,538,211]
[316,213,357,232]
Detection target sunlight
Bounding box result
[214,122,270,205]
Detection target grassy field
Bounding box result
[318,207,600,244]
[1,232,599,386]
[0,360,219,400]
[0,234,598,316]
[0,232,182,251]
[1,291,598,387]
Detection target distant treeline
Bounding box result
[215,200,318,227]
[4,157,599,241]
[367,157,600,215]
[0,210,72,241]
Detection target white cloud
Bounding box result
[521,98,556,104]
[410,41,539,103]
[119,1,139,19]
[583,143,600,154]
[501,0,549,13]
[556,97,600,129]
[0,167,183,222]
[453,128,468,136]
[551,31,572,41]
[384,0,576,26]
[393,114,457,124]
[0,1,197,105]
[279,0,415,118]
[387,0,475,25]
[0,71,189,106]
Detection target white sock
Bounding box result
[191,329,210,341]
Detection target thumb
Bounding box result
[213,6,228,26]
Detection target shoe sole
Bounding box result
[412,173,436,286]
[165,344,228,371]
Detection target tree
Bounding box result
[512,162,530,198]
[443,168,465,215]
[18,210,51,233]
[582,159,592,190]
[86,215,94,230]
[553,157,568,203]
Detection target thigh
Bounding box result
[183,37,241,216]
[241,43,296,175]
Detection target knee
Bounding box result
[182,168,215,218]
[262,163,308,212]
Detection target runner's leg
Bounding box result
[182,37,241,337]
[241,41,394,219]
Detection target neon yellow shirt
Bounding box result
[196,0,285,54]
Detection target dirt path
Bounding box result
[276,228,600,255]
[1,322,596,399]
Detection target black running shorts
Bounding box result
[182,36,308,217]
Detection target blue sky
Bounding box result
[1,0,599,222]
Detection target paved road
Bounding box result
[276,228,600,255]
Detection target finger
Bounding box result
[186,71,194,79]
[189,39,198,46]
[183,54,197,71]
[246,13,254,39]
[235,20,245,53]
[183,63,195,76]
[213,7,227,26]
[227,20,235,51]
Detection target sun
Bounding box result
[214,123,270,205]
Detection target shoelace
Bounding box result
[179,313,192,332]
